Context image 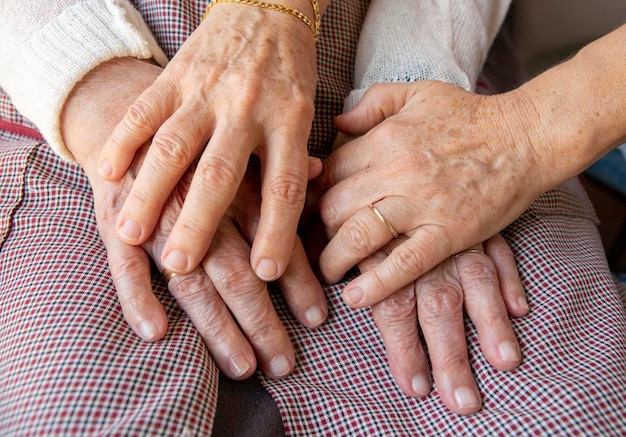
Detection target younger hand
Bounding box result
[318,81,542,308]
[97,4,318,283]
[61,57,326,380]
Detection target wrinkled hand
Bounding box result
[61,58,327,380]
[305,170,527,414]
[318,81,543,308]
[97,3,319,284]
[366,234,528,415]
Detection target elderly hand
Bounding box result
[318,81,544,308]
[96,1,323,284]
[61,57,327,380]
[365,234,528,416]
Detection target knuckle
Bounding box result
[196,156,241,192]
[213,263,260,295]
[419,286,463,318]
[109,254,145,283]
[438,353,470,374]
[247,319,283,345]
[393,246,426,277]
[342,218,377,254]
[375,288,417,322]
[458,258,498,285]
[126,99,158,131]
[128,184,164,212]
[318,197,340,229]
[264,173,306,207]
[289,94,315,121]
[171,279,231,333]
[151,130,194,167]
[168,274,207,300]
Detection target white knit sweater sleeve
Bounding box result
[345,0,511,111]
[0,0,168,161]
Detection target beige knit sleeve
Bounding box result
[0,0,168,161]
[345,0,511,111]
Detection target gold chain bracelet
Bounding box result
[201,0,320,42]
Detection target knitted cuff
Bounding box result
[344,0,510,112]
[4,0,168,161]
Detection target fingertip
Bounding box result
[97,158,115,180]
[266,354,295,379]
[304,305,327,328]
[497,341,522,371]
[342,285,364,308]
[162,249,191,274]
[254,258,280,282]
[226,353,255,380]
[136,318,166,342]
[452,387,483,415]
[117,218,144,244]
[516,296,530,316]
[410,374,432,398]
[307,156,323,180]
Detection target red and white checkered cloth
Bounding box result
[1,0,625,435]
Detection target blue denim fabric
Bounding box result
[585,148,626,196]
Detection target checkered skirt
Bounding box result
[1,0,625,435]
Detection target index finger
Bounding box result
[160,124,253,273]
[342,226,460,308]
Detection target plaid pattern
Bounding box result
[2,0,626,435]
[0,142,218,435]
[263,180,626,435]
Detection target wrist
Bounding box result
[201,0,324,43]
[60,58,161,173]
[507,25,626,194]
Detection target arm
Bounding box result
[0,0,167,161]
[317,0,526,415]
[323,22,626,308]
[508,24,626,191]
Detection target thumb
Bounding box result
[335,83,414,136]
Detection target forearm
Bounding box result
[0,0,167,161]
[506,23,626,194]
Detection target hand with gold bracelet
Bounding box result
[97,0,330,284]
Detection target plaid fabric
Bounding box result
[0,142,218,435]
[2,0,626,435]
[263,180,626,435]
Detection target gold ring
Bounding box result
[368,203,399,239]
[454,249,483,258]
[162,268,177,285]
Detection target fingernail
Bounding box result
[269,355,292,378]
[343,286,364,307]
[519,296,529,312]
[256,258,278,281]
[98,159,113,178]
[454,387,480,409]
[228,354,251,378]
[163,249,189,272]
[119,219,142,241]
[499,341,520,362]
[138,320,159,341]
[411,374,430,397]
[305,306,326,327]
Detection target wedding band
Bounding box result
[162,268,177,285]
[368,203,399,239]
[454,249,483,258]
